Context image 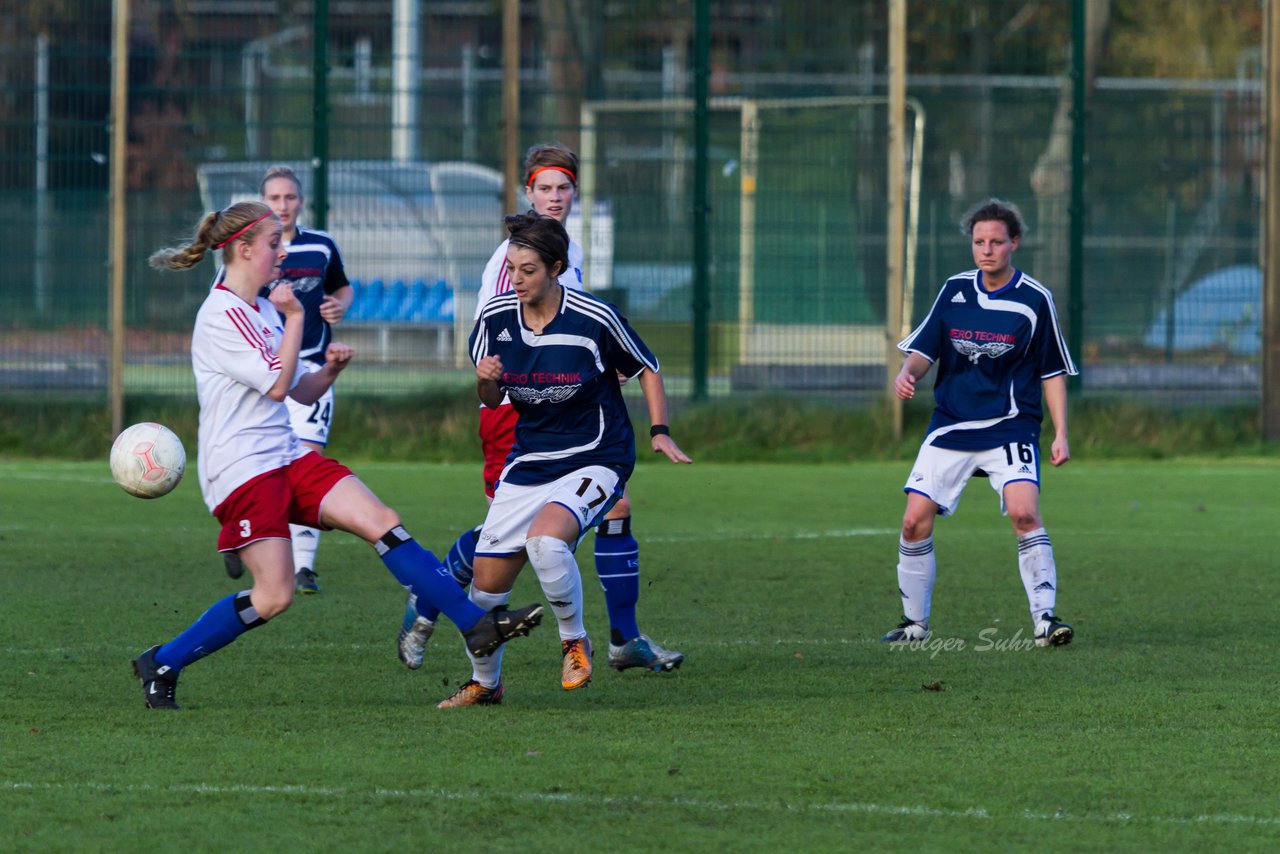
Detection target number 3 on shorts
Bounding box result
[239,519,252,539]
[1003,443,1035,465]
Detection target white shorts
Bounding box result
[904,441,1040,517]
[477,466,623,557]
[286,365,334,446]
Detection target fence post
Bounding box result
[312,0,330,230]
[692,0,710,401]
[1264,0,1280,440]
[886,0,906,440]
[1068,0,1086,392]
[502,0,520,212]
[108,0,130,437]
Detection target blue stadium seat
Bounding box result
[418,279,449,321]
[401,279,428,322]
[347,279,382,322]
[378,279,406,321]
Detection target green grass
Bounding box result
[3,460,1280,850]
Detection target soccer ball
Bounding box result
[110,422,186,499]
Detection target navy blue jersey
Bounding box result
[899,269,1077,450]
[469,288,658,486]
[212,225,349,366]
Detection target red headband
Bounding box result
[215,211,274,249]
[526,166,577,188]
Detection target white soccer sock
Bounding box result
[897,536,936,625]
[526,535,586,641]
[466,587,509,688]
[1017,527,1058,623]
[290,524,321,574]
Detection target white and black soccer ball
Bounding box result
[110,422,186,499]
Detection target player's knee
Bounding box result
[1008,508,1043,533]
[526,534,571,569]
[901,516,933,541]
[605,495,631,518]
[252,588,293,620]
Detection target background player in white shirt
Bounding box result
[883,198,1078,649]
[437,213,691,707]
[399,143,686,676]
[219,165,353,594]
[130,201,543,710]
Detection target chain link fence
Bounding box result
[0,0,1266,408]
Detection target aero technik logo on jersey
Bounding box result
[949,328,1016,363]
[503,371,584,405]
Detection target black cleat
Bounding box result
[223,551,244,579]
[132,645,181,710]
[462,603,544,657]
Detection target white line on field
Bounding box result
[2,779,1277,829]
[640,528,896,543]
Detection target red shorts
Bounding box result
[478,403,519,498]
[213,451,355,552]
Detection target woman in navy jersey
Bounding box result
[399,143,686,680]
[130,202,542,710]
[437,212,690,707]
[881,198,1078,650]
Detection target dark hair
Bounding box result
[260,164,303,197]
[149,202,276,270]
[961,198,1026,241]
[523,142,578,187]
[505,211,570,277]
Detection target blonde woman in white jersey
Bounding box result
[130,201,542,710]
[398,143,685,679]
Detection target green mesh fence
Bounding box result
[0,0,1267,408]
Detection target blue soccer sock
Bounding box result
[594,517,641,644]
[376,526,484,630]
[156,591,267,671]
[412,525,481,624]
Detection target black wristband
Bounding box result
[650,424,670,438]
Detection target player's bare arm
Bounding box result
[319,284,354,324]
[476,354,505,408]
[290,343,354,405]
[895,352,932,400]
[638,369,692,464]
[1043,374,1070,467]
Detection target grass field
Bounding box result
[3,458,1279,850]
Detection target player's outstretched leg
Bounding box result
[595,516,684,672]
[396,526,480,669]
[374,525,541,658]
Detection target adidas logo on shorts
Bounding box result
[497,328,513,342]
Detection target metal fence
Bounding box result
[0,0,1268,411]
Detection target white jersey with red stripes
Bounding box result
[191,284,307,511]
[474,234,585,322]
